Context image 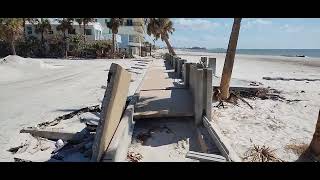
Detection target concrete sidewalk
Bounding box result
[134,59,193,119]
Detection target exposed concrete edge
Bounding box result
[202,116,242,162]
[102,104,135,162]
[133,110,194,120]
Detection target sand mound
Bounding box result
[0,55,56,69]
[0,55,59,83]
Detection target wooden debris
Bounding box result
[14,158,32,162]
[7,143,29,154]
[37,105,101,128]
[127,152,143,162]
[263,77,320,82]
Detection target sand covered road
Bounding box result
[0,56,151,161]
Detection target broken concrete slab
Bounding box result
[102,104,135,162]
[186,151,227,162]
[20,127,79,141]
[91,63,131,162]
[202,116,241,162]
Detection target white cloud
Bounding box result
[242,18,272,29]
[173,18,220,31]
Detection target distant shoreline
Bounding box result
[175,48,320,58]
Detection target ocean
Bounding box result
[183,49,320,58]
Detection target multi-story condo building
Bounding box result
[98,18,146,56]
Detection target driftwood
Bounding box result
[263,77,320,82]
[37,105,101,128]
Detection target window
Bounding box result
[85,29,92,35]
[129,35,134,42]
[27,26,32,35]
[127,19,133,26]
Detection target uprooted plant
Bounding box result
[212,86,288,109]
[243,144,283,162]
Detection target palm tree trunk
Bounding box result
[83,24,86,42]
[22,18,26,40]
[163,36,176,56]
[10,40,16,55]
[112,33,115,53]
[64,31,67,58]
[219,18,242,100]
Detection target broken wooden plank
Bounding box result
[91,63,131,162]
[186,151,227,162]
[20,127,77,141]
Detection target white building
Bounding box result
[97,18,146,56]
[25,18,146,56]
[25,18,113,42]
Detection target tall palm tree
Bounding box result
[146,18,176,55]
[34,18,51,46]
[0,18,23,55]
[56,18,74,58]
[75,18,95,41]
[219,18,242,100]
[106,18,123,54]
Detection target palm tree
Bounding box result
[146,18,176,55]
[0,18,23,55]
[106,18,123,55]
[34,18,51,46]
[56,18,74,58]
[219,18,242,100]
[75,18,95,41]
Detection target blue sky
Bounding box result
[145,18,320,49]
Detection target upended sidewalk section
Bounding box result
[133,59,194,119]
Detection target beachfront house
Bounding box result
[98,18,146,56]
[25,18,107,42]
[25,18,147,56]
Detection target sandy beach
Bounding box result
[169,49,320,161]
[0,49,319,162]
[0,55,150,161]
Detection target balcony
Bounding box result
[101,34,121,43]
[128,42,141,47]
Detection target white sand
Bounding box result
[171,49,320,162]
[0,55,151,162]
